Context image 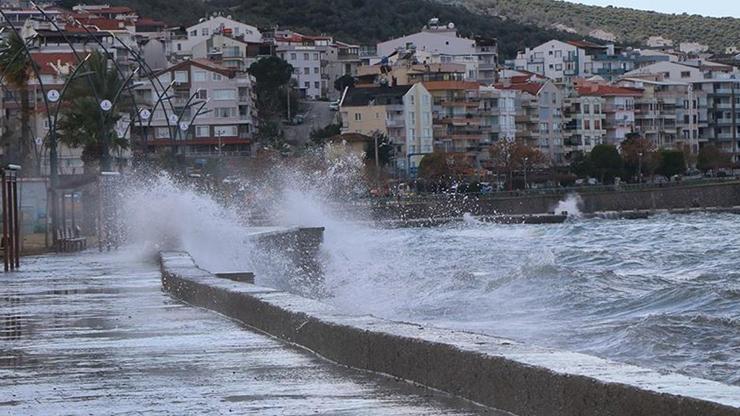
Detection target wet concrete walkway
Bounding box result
[0,251,504,415]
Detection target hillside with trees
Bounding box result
[67,0,590,57]
[451,0,740,52]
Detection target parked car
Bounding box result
[329,100,340,111]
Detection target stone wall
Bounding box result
[160,251,740,416]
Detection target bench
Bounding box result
[56,226,87,252]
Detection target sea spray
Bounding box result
[553,193,583,217]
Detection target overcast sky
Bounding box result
[564,0,739,18]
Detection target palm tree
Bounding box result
[0,32,33,169]
[57,51,129,173]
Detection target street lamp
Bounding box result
[638,151,643,183]
[523,156,529,190]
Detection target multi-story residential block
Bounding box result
[575,83,641,146]
[496,78,565,163]
[340,84,433,174]
[274,31,360,99]
[374,19,498,83]
[139,59,257,158]
[424,81,517,167]
[617,78,707,153]
[424,81,483,158]
[562,93,607,158]
[507,39,636,84]
[691,77,740,160]
[191,33,272,71]
[172,15,261,59]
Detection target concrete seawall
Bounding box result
[371,180,740,218]
[160,251,740,416]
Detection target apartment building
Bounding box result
[562,94,607,158]
[172,15,262,58]
[692,77,740,160]
[375,19,498,83]
[576,83,641,146]
[617,78,707,153]
[340,84,433,174]
[508,39,636,84]
[274,31,361,99]
[140,59,257,157]
[191,33,271,71]
[496,78,565,163]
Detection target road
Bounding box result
[0,250,504,415]
[284,100,338,146]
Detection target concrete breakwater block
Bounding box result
[159,251,740,416]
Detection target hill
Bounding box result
[61,0,590,57]
[451,0,740,52]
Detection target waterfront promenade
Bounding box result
[0,251,499,415]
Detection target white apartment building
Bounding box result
[375,19,497,83]
[140,59,257,157]
[172,15,261,58]
[274,30,360,100]
[508,40,592,84]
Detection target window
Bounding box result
[555,64,563,71]
[174,71,188,83]
[304,81,310,88]
[213,89,236,100]
[554,50,562,58]
[584,120,591,130]
[313,53,319,60]
[314,67,319,74]
[193,71,206,82]
[303,53,309,60]
[198,89,207,100]
[215,107,235,118]
[177,43,182,51]
[304,67,310,75]
[212,73,223,81]
[290,53,296,60]
[314,81,320,89]
[190,30,197,37]
[214,125,237,136]
[681,71,691,78]
[201,27,208,36]
[156,127,170,138]
[195,125,210,137]
[354,113,362,121]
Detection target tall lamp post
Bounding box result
[638,151,643,183]
[523,156,529,190]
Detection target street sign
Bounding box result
[139,109,151,120]
[47,89,60,102]
[179,122,189,132]
[100,99,113,112]
[168,114,179,124]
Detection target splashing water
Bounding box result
[113,158,739,387]
[553,193,583,217]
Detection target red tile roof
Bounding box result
[31,52,78,75]
[494,81,545,96]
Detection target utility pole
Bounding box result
[286,84,291,122]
